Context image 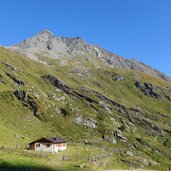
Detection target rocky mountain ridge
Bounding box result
[9,30,170,81]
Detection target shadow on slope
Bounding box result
[0,163,60,171]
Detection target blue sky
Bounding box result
[0,0,171,76]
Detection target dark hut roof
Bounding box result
[29,137,66,144]
[47,137,66,143]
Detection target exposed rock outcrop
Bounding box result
[41,74,98,104]
[4,62,16,71]
[0,74,5,84]
[14,90,42,119]
[135,81,160,98]
[125,151,133,157]
[101,131,117,144]
[6,72,25,86]
[99,101,112,114]
[114,129,127,142]
[14,89,27,101]
[90,89,127,110]
[101,129,127,143]
[74,116,97,129]
[71,66,91,78]
[111,73,124,81]
[136,138,159,151]
[103,134,117,144]
[129,144,137,150]
[166,96,171,101]
[80,86,168,137]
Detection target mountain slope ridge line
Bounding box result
[6,29,170,81]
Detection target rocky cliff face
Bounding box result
[10,30,170,81]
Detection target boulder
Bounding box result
[112,73,124,81]
[140,157,149,166]
[79,163,88,168]
[125,151,133,157]
[99,101,112,114]
[149,160,160,166]
[114,129,127,142]
[102,134,117,144]
[129,144,137,150]
[74,116,97,129]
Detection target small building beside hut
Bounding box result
[29,137,67,153]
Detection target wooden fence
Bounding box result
[0,145,119,166]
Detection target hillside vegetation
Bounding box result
[0,46,171,170]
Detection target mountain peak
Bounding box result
[10,30,170,81]
[14,29,55,49]
[37,29,54,37]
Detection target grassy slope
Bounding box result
[0,47,171,170]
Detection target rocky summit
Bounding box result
[0,30,171,170]
[11,30,170,81]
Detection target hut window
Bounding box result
[36,144,40,147]
[46,144,51,147]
